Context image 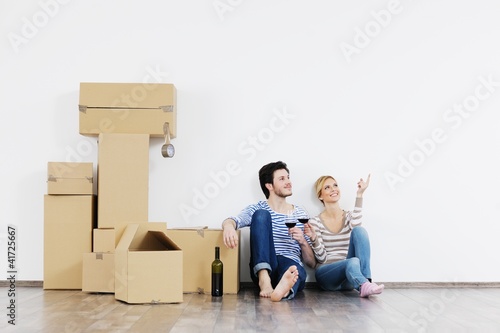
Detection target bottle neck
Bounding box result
[215,247,220,260]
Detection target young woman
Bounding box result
[303,174,384,297]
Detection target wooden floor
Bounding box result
[2,286,500,332]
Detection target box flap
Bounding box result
[47,162,93,180]
[115,224,140,252]
[116,222,169,251]
[79,82,175,109]
[149,231,181,250]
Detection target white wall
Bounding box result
[1,0,500,283]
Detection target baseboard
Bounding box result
[2,280,500,288]
[241,281,500,289]
[375,281,500,288]
[1,280,43,287]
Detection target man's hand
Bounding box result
[290,226,311,246]
[222,219,239,249]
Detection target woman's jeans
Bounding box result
[248,209,306,299]
[315,226,371,291]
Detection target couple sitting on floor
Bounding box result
[222,161,384,301]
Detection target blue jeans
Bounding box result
[315,226,372,291]
[248,209,306,299]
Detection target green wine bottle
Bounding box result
[211,246,223,296]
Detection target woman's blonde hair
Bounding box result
[314,175,336,205]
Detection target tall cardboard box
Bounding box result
[167,228,240,294]
[115,223,183,304]
[44,195,96,289]
[97,133,149,244]
[47,162,93,195]
[79,82,177,138]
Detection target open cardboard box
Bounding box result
[115,223,183,304]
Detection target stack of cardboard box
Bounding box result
[44,162,96,289]
[44,82,240,304]
[80,82,182,304]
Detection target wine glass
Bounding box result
[296,207,312,242]
[285,209,297,242]
[297,206,310,224]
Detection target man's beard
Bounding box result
[275,188,292,198]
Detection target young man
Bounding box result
[222,161,316,301]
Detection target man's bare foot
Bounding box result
[258,270,274,298]
[271,266,298,302]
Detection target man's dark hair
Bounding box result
[258,161,289,199]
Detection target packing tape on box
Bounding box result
[172,227,208,237]
[47,175,93,183]
[160,105,174,112]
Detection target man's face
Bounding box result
[270,168,292,198]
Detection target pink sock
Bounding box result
[360,282,385,297]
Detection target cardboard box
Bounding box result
[44,195,96,289]
[97,133,149,244]
[47,162,93,195]
[82,252,115,293]
[93,229,115,253]
[79,82,177,138]
[115,223,183,304]
[167,228,240,294]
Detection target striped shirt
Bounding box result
[230,200,310,267]
[309,198,363,266]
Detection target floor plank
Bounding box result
[1,286,500,332]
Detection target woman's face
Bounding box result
[319,177,340,204]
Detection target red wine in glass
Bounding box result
[297,218,309,224]
[285,209,297,242]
